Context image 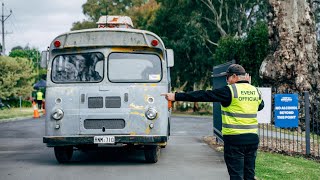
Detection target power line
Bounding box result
[1,2,12,55]
[6,10,25,51]
[8,13,20,34]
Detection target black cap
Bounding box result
[226,64,246,75]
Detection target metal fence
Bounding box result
[258,91,320,157]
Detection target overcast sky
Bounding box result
[3,0,87,54]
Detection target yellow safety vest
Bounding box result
[221,83,261,135]
[36,91,43,100]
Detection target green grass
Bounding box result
[256,151,320,180]
[0,108,35,120]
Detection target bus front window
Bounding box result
[108,53,162,83]
[52,52,104,83]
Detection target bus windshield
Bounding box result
[51,52,104,83]
[108,53,162,83]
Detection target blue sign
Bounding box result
[274,94,298,128]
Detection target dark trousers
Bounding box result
[224,143,258,180]
[36,100,42,110]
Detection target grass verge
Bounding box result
[203,136,320,180]
[256,151,320,180]
[0,108,34,121]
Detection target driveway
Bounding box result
[0,115,228,180]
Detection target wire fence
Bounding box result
[258,91,320,158]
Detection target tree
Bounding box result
[9,47,44,81]
[200,0,268,44]
[127,0,160,30]
[9,49,29,59]
[260,0,320,102]
[11,46,23,51]
[0,56,35,99]
[310,0,320,39]
[84,0,145,21]
[241,21,269,85]
[214,21,269,86]
[9,48,40,68]
[151,0,214,93]
[71,20,96,31]
[213,35,243,65]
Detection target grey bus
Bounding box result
[41,16,174,163]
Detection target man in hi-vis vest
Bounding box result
[36,90,44,110]
[161,64,264,180]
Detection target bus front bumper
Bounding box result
[43,135,168,147]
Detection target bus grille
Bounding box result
[84,119,125,129]
[105,96,121,108]
[88,97,103,108]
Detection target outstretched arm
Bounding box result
[161,86,232,106]
[161,93,175,101]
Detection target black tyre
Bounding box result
[144,145,160,163]
[54,146,73,163]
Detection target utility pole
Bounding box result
[1,3,12,55]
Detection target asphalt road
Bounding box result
[0,115,228,180]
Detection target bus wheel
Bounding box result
[54,146,73,163]
[144,145,160,163]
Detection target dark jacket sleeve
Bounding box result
[175,86,232,107]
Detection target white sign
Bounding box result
[257,87,271,124]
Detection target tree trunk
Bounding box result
[193,102,200,112]
[260,0,320,102]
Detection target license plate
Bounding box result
[94,136,115,144]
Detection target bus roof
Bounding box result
[50,28,165,50]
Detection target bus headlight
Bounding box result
[145,108,158,120]
[52,109,64,120]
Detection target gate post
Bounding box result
[304,91,311,155]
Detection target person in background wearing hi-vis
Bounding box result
[161,64,264,180]
[36,90,43,110]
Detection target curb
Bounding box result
[0,116,36,123]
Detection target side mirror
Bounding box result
[40,51,48,68]
[166,49,174,67]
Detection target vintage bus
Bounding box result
[41,16,174,163]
